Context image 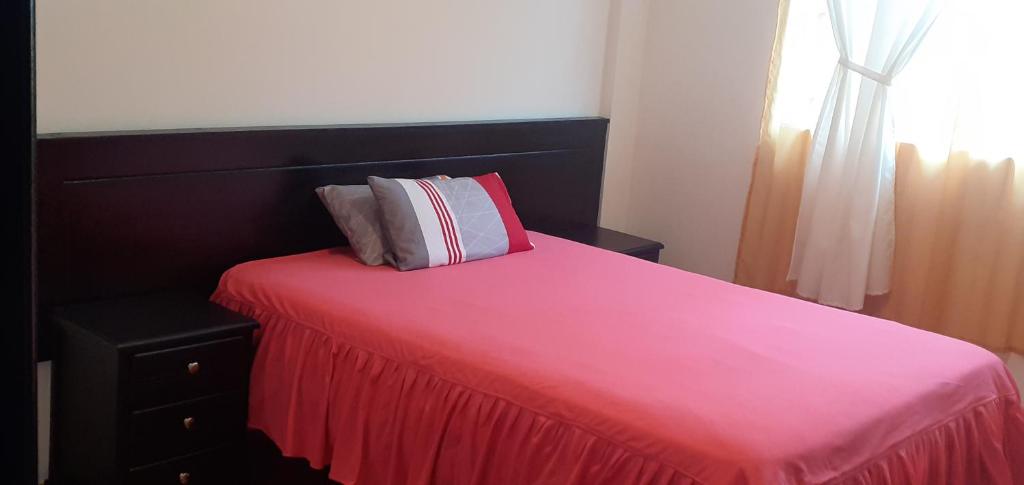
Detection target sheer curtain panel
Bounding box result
[787,0,943,310]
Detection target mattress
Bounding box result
[212,231,1024,484]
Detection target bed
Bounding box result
[37,118,1024,484]
[213,231,1024,485]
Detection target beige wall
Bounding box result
[37,0,611,133]
[622,0,778,280]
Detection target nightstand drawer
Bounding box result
[129,392,246,466]
[130,336,249,408]
[128,445,242,485]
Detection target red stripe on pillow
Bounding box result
[421,180,464,264]
[472,173,532,253]
[415,179,455,265]
[416,180,452,265]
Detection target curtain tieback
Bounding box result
[838,56,893,86]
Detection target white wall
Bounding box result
[598,0,651,230]
[37,0,611,133]
[621,0,778,280]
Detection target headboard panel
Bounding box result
[37,118,608,311]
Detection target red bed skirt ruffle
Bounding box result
[213,294,1024,485]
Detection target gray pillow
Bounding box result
[315,185,394,266]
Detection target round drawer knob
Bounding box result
[179,472,191,484]
[183,416,195,430]
[186,362,200,375]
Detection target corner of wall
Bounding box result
[597,0,652,233]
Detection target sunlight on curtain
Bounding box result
[737,0,1024,352]
[772,0,1023,165]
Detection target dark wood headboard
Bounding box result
[37,117,608,314]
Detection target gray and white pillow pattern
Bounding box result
[368,172,533,271]
[315,185,394,266]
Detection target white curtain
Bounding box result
[787,0,944,310]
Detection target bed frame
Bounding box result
[36,117,609,483]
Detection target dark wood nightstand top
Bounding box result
[536,223,664,256]
[52,291,256,349]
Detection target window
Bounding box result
[772,0,1023,164]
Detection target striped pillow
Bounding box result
[315,176,450,266]
[368,173,533,270]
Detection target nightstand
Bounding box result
[539,224,665,263]
[50,292,258,485]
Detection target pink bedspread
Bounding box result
[212,232,1024,484]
